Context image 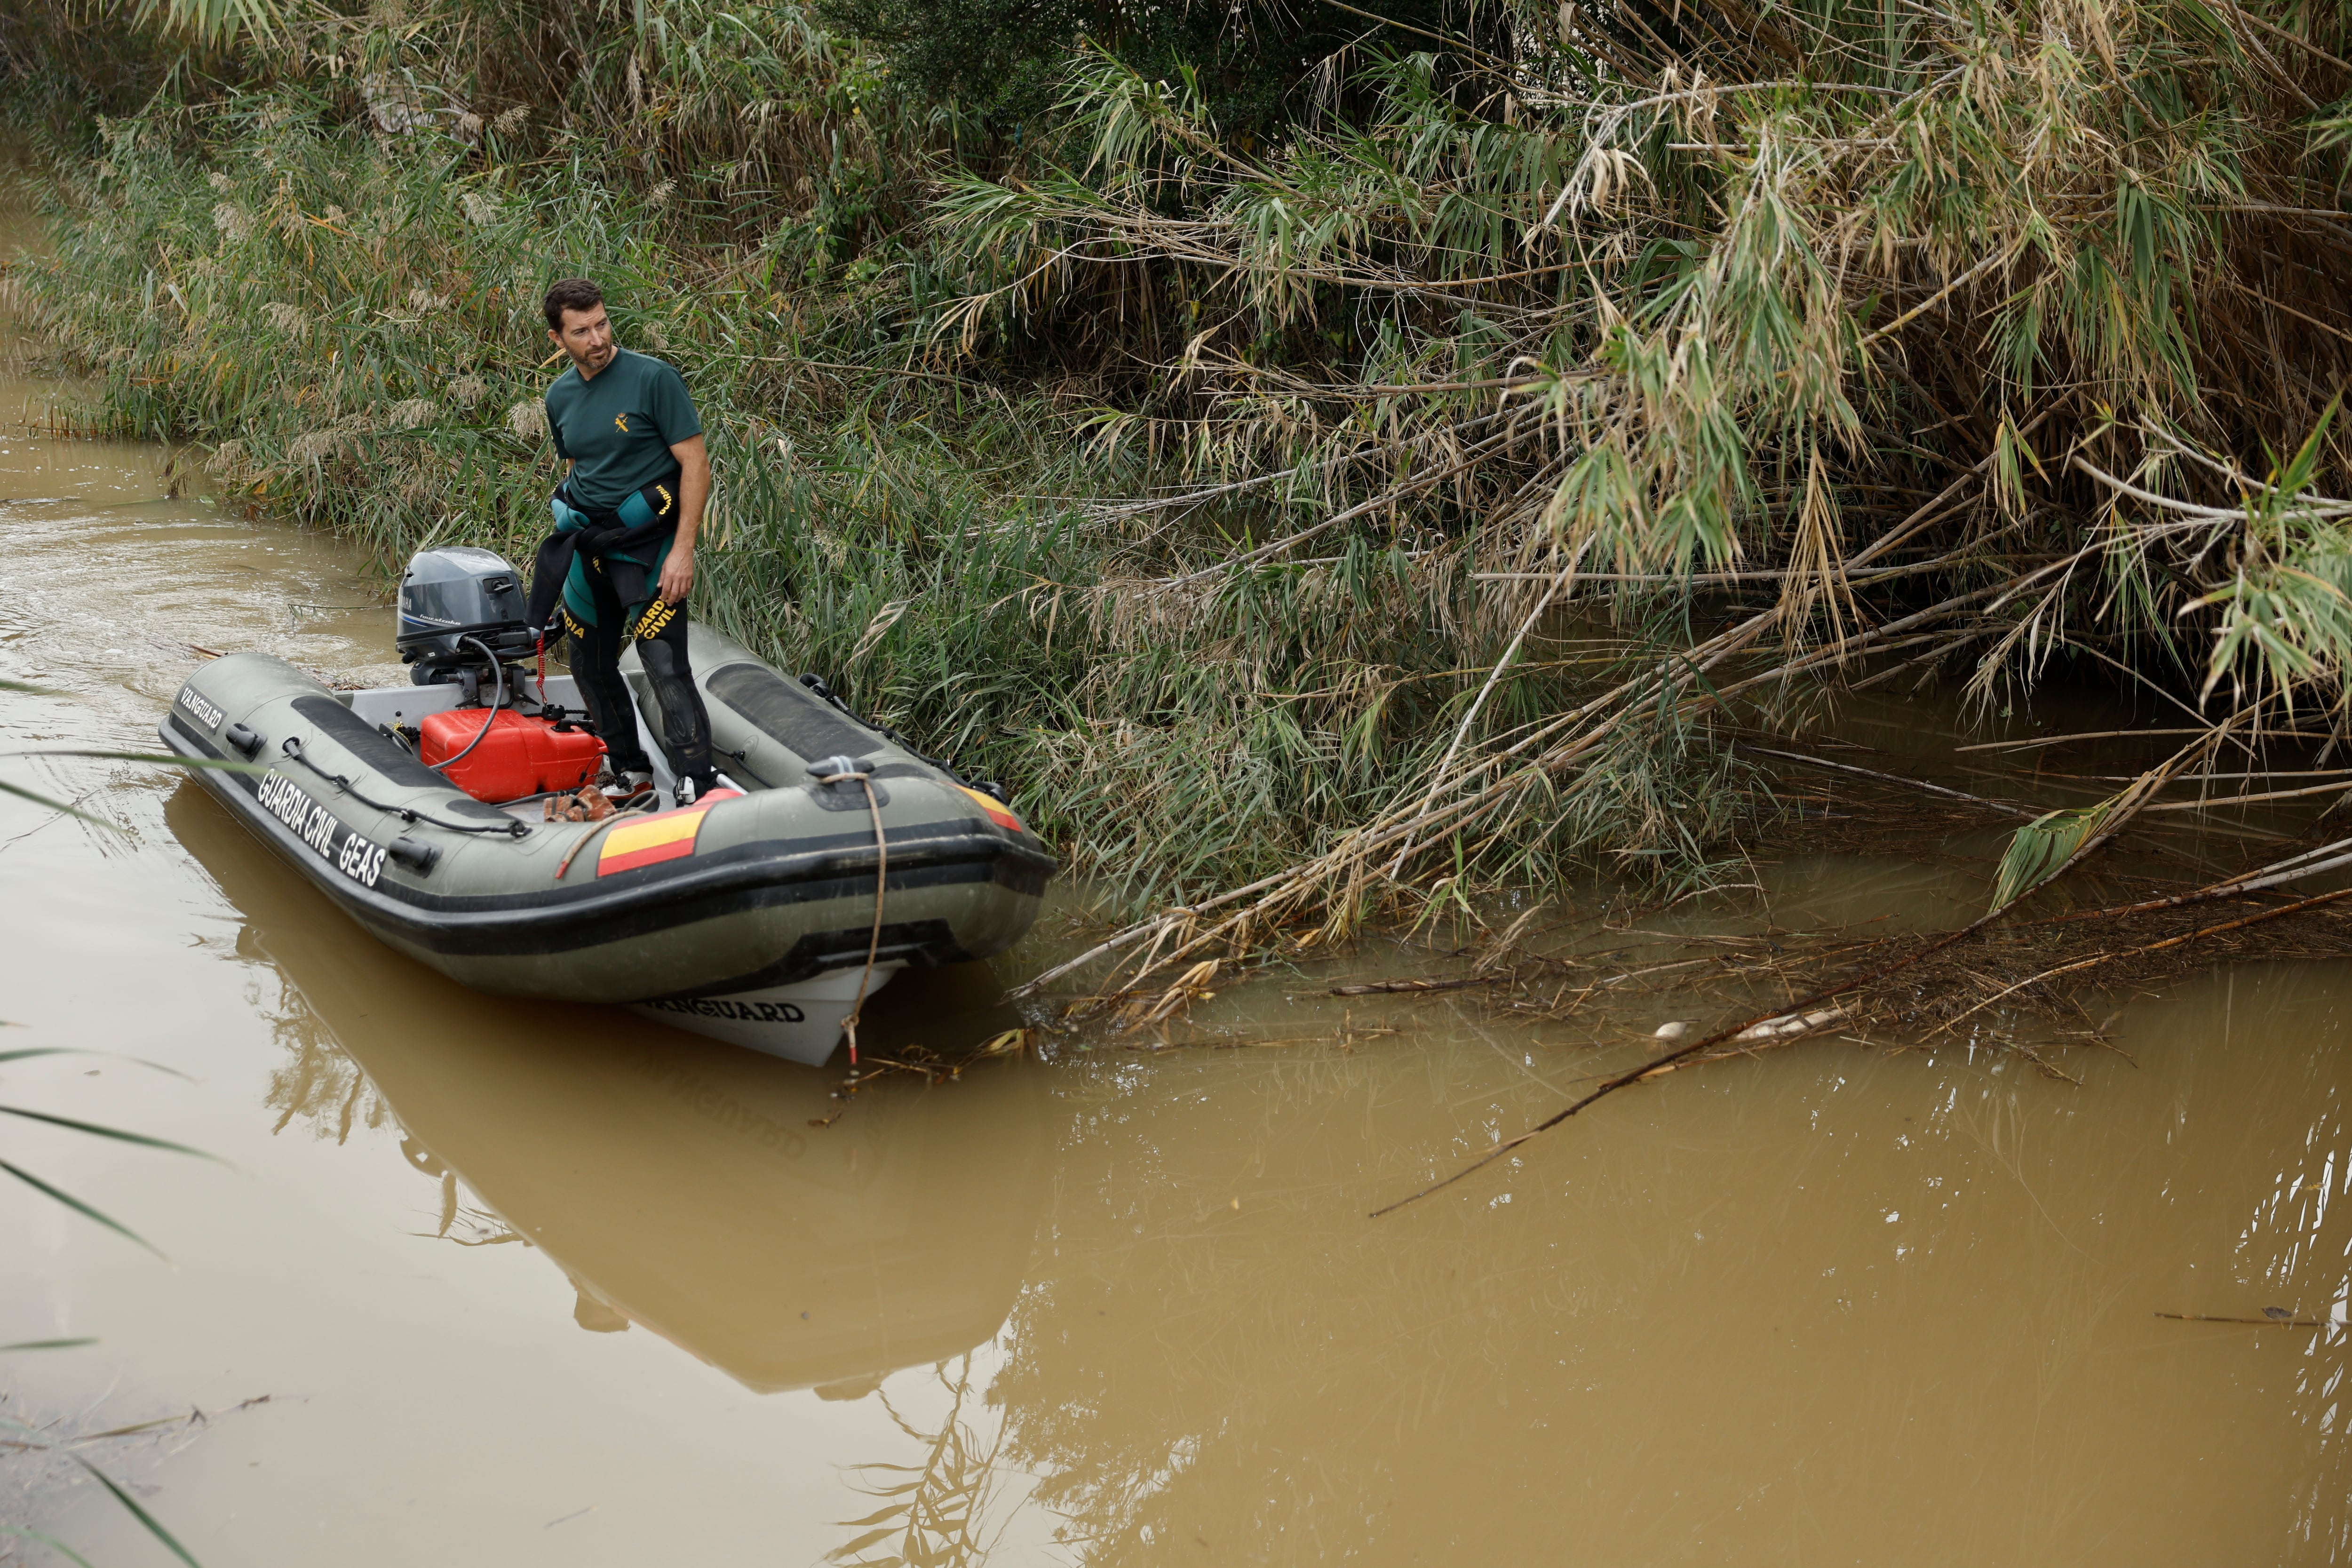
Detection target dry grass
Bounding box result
[933,2,2352,984]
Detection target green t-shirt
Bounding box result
[543,347,703,511]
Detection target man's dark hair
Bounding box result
[544,278,604,332]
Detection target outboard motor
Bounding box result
[395,545,609,799]
[397,546,537,688]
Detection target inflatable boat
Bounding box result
[159,546,1055,1066]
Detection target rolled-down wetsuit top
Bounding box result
[525,478,679,637]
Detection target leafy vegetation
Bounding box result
[6,0,2352,952]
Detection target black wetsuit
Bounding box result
[529,490,715,790]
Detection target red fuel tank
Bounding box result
[418,708,608,803]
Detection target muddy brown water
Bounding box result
[4,255,2352,1568]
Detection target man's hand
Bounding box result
[657,546,695,606]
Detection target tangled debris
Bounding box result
[1016,720,2352,1204]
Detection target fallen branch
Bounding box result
[1365,727,2239,1219]
[1326,975,1507,996]
[1369,927,1983,1217]
[1743,746,2042,819]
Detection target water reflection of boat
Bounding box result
[169,781,1051,1396]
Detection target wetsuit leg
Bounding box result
[628,594,715,789]
[572,559,655,776]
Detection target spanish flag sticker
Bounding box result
[958,785,1023,833]
[597,791,742,876]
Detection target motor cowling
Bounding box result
[397,546,536,680]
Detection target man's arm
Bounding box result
[656,433,710,605]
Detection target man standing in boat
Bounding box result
[527,277,721,804]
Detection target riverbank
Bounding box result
[10,0,2352,1021]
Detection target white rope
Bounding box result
[815,769,889,1066]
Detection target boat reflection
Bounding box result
[168,781,1051,1395]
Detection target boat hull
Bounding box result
[628,963,907,1066]
[162,633,1051,1064]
